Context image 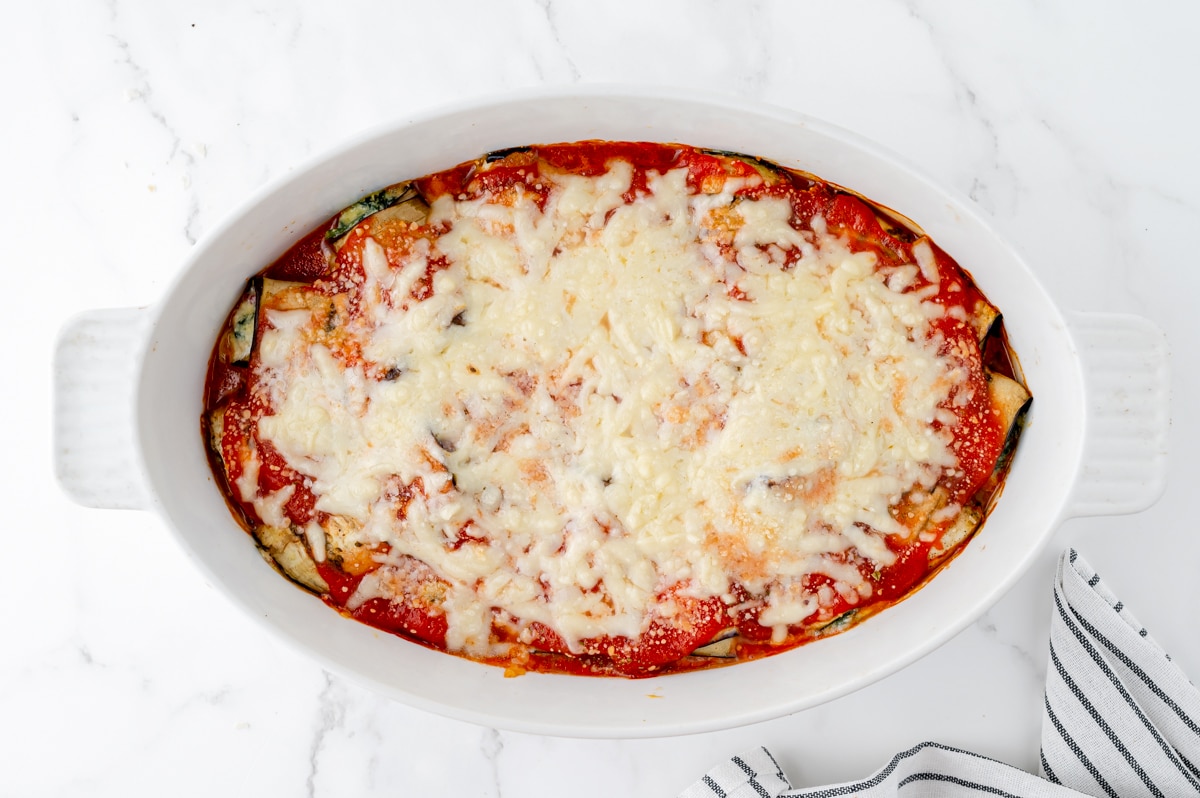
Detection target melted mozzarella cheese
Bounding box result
[252,161,963,654]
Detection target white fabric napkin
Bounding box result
[679,549,1200,798]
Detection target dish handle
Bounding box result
[1062,311,1169,519]
[54,307,153,511]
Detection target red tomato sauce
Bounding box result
[265,224,334,283]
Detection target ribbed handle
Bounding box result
[53,307,153,510]
[1063,311,1169,518]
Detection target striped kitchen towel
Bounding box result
[679,549,1200,798]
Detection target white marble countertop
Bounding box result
[6,1,1198,795]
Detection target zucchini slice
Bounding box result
[969,299,1002,346]
[817,609,859,636]
[259,277,310,305]
[220,278,262,367]
[218,277,314,368]
[922,372,1029,561]
[484,145,533,163]
[700,148,787,186]
[928,503,984,562]
[326,182,427,241]
[897,486,952,539]
[256,524,328,593]
[207,405,227,464]
[690,629,738,658]
[322,515,382,576]
[987,371,1033,465]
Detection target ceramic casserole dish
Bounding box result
[53,89,1169,738]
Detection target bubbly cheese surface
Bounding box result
[251,159,964,655]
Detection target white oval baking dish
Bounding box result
[53,88,1170,738]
